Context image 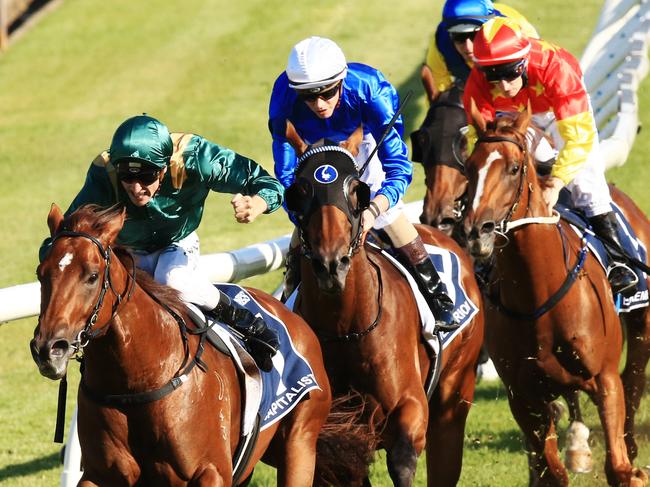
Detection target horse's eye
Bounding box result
[509,163,520,175]
[87,272,99,285]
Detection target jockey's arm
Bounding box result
[196,136,284,214]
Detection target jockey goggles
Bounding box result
[479,59,527,82]
[295,82,341,103]
[116,162,161,185]
[449,30,478,44]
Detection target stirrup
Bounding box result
[607,262,638,296]
[435,320,462,332]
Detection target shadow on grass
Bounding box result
[464,428,524,453]
[473,379,508,402]
[396,64,427,138]
[0,452,59,481]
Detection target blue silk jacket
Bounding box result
[268,63,412,209]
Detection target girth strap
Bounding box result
[488,242,589,321]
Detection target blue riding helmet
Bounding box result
[442,0,497,32]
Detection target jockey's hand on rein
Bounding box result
[540,176,564,213]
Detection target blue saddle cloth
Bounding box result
[554,204,648,312]
[215,284,321,430]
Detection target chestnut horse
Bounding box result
[30,204,373,486]
[462,106,650,486]
[283,127,484,486]
[416,103,626,472]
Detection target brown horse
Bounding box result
[416,102,625,472]
[30,204,374,486]
[415,85,469,239]
[462,105,650,486]
[282,127,485,486]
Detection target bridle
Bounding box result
[50,230,136,355]
[296,193,365,261]
[475,134,559,236]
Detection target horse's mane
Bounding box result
[62,204,121,234]
[63,204,187,316]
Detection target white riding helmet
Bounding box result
[286,36,348,91]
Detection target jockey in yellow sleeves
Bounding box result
[463,17,638,296]
[421,0,538,103]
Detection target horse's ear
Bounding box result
[47,204,64,237]
[469,98,487,136]
[340,124,364,157]
[100,207,126,247]
[513,101,532,134]
[285,120,308,157]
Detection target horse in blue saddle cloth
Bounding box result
[282,128,485,487]
[463,107,650,486]
[30,204,377,487]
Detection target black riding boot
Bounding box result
[589,212,638,297]
[396,236,456,327]
[281,246,301,303]
[212,294,279,372]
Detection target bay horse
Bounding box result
[282,125,485,486]
[30,204,374,486]
[462,105,650,486]
[413,84,469,239]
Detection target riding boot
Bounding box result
[588,212,638,297]
[212,293,279,372]
[395,236,456,327]
[281,246,301,303]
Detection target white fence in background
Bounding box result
[0,1,645,485]
[582,0,650,168]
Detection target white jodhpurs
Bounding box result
[354,132,405,229]
[532,112,613,218]
[132,232,221,310]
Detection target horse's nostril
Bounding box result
[438,217,456,233]
[50,339,71,359]
[312,259,327,275]
[340,256,350,269]
[480,221,495,235]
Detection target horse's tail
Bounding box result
[314,391,382,486]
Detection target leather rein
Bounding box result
[50,231,210,441]
[475,134,588,322]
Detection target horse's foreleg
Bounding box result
[276,419,321,487]
[507,392,568,486]
[559,390,594,474]
[592,370,640,487]
[385,394,428,487]
[621,310,650,461]
[193,465,227,486]
[425,372,474,487]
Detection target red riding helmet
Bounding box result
[472,17,531,66]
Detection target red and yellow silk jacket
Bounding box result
[463,38,598,185]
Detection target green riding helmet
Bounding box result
[110,115,173,174]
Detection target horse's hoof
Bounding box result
[565,449,593,473]
[630,467,648,486]
[564,421,593,473]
